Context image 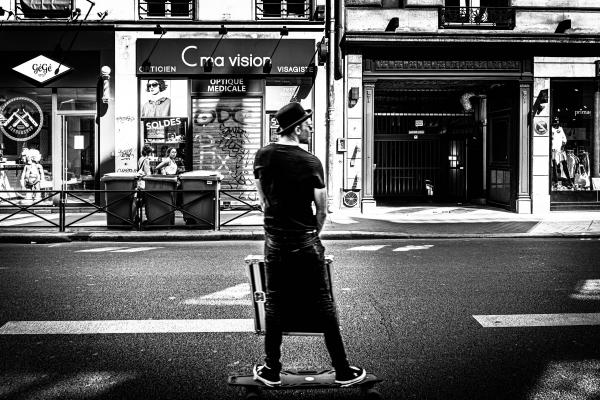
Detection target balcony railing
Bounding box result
[256,0,312,20]
[14,0,73,19]
[138,0,195,20]
[439,6,515,29]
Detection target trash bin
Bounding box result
[100,173,139,229]
[178,171,222,228]
[142,175,178,226]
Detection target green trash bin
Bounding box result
[179,171,221,228]
[100,173,138,229]
[143,175,178,226]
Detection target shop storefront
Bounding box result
[353,54,531,211]
[532,57,600,211]
[0,30,114,205]
[127,38,318,204]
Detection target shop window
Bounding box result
[257,0,311,19]
[16,0,73,19]
[550,80,594,192]
[139,0,194,19]
[0,88,53,200]
[57,88,97,111]
[140,79,190,172]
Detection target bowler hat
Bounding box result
[275,102,312,136]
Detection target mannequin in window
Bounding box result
[551,117,571,188]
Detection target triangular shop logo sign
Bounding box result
[12,55,71,84]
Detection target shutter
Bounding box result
[192,97,263,198]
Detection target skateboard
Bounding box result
[228,368,383,399]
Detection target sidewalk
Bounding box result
[1,205,599,243]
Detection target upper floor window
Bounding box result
[256,0,311,20]
[16,0,73,19]
[441,0,514,29]
[139,0,194,19]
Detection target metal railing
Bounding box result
[439,6,515,29]
[138,0,195,20]
[0,189,263,232]
[14,0,74,19]
[256,0,312,20]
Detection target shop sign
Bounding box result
[0,97,43,142]
[193,78,262,95]
[12,55,71,84]
[136,39,315,76]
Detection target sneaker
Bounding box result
[334,365,367,387]
[253,364,281,387]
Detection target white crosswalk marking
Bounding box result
[393,245,434,252]
[75,247,125,253]
[75,247,163,253]
[110,247,163,253]
[473,313,600,327]
[0,319,254,334]
[348,245,387,251]
[182,283,251,306]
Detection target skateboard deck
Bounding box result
[228,369,382,399]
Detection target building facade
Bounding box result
[342,0,600,213]
[0,0,328,207]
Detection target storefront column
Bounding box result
[361,81,376,212]
[517,82,532,213]
[594,60,600,179]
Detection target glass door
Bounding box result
[61,114,97,203]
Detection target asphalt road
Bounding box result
[0,239,599,400]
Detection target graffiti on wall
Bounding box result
[192,98,261,202]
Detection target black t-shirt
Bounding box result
[254,144,325,232]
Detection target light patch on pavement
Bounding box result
[571,279,600,301]
[75,247,125,253]
[393,245,434,252]
[0,319,254,334]
[348,245,388,251]
[110,247,163,253]
[0,371,137,399]
[527,360,600,400]
[473,313,600,327]
[182,283,251,306]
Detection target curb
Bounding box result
[1,230,600,243]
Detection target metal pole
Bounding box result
[593,63,600,178]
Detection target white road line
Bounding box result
[348,245,387,251]
[110,247,163,253]
[571,279,600,300]
[393,245,434,252]
[75,247,126,253]
[0,319,255,334]
[182,283,251,305]
[473,313,600,327]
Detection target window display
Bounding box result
[0,88,52,201]
[140,79,189,172]
[550,81,594,191]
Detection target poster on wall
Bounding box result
[140,79,188,118]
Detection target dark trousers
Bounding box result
[263,229,350,373]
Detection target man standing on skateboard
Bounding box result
[252,102,367,387]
